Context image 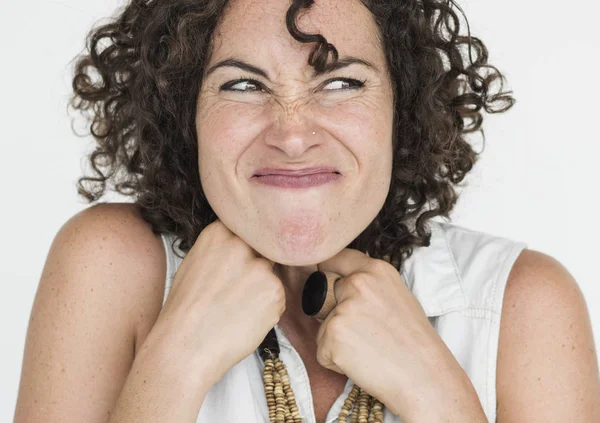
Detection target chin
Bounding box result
[275,258,323,267]
[258,248,334,267]
[253,232,350,266]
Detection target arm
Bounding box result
[107,310,215,423]
[496,249,600,422]
[13,203,213,423]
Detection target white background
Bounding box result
[1,0,599,420]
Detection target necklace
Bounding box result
[256,270,386,422]
[258,327,385,423]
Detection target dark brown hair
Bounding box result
[70,0,514,268]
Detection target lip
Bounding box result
[252,172,341,189]
[253,166,340,177]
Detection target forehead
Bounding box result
[209,0,383,70]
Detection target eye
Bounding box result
[220,78,265,93]
[219,76,367,93]
[322,77,366,91]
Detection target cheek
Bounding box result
[329,99,394,188]
[325,98,393,158]
[196,101,267,163]
[197,101,263,139]
[327,90,392,130]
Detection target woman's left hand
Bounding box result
[315,248,481,421]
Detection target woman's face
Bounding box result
[196,0,394,266]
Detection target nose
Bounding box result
[263,97,321,158]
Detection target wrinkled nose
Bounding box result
[262,97,320,158]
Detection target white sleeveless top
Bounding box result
[159,220,527,423]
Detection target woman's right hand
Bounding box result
[150,219,286,385]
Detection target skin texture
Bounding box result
[195,0,394,335]
[193,1,600,421]
[496,249,600,422]
[14,203,599,423]
[13,0,599,421]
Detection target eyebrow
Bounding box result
[204,56,378,81]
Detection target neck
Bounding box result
[273,263,322,336]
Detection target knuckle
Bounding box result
[274,280,286,303]
[256,257,274,272]
[370,258,391,274]
[207,219,230,240]
[231,238,250,256]
[315,344,328,366]
[203,219,220,235]
[257,269,285,304]
[196,220,224,244]
[347,273,369,293]
[279,297,287,315]
[318,331,340,365]
[333,300,351,317]
[347,271,378,299]
[268,280,286,315]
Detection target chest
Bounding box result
[295,343,350,423]
[308,371,349,423]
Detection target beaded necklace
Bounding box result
[256,270,386,423]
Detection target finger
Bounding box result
[317,248,371,304]
[254,250,276,268]
[317,248,370,279]
[315,298,340,347]
[315,306,347,375]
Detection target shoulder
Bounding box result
[65,201,158,236]
[56,202,166,280]
[54,202,167,349]
[14,202,169,421]
[496,248,600,421]
[503,248,581,304]
[61,201,164,253]
[500,248,587,334]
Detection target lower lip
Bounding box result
[252,172,341,188]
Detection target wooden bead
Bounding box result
[261,338,384,422]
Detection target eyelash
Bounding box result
[219,76,367,93]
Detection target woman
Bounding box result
[13,0,599,422]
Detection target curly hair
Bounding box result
[69,0,514,268]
